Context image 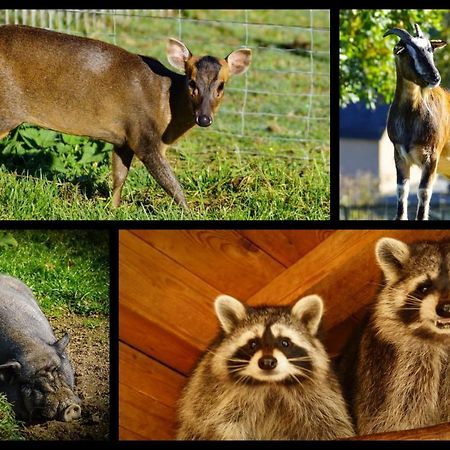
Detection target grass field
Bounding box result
[0,9,330,220]
[0,230,109,439]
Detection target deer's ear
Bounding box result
[167,38,192,71]
[226,48,252,75]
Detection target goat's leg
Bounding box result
[112,145,134,207]
[394,151,411,220]
[140,147,188,209]
[416,156,438,220]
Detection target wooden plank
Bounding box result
[119,231,220,373]
[239,230,336,267]
[119,303,202,375]
[119,426,148,440]
[119,343,186,440]
[346,422,450,440]
[249,230,450,330]
[130,230,285,299]
[120,384,176,440]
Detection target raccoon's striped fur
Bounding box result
[339,237,450,435]
[176,294,355,440]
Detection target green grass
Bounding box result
[0,394,24,441]
[0,9,330,220]
[0,230,109,437]
[0,230,109,317]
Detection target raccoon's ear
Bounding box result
[376,238,410,282]
[214,295,247,333]
[291,295,324,336]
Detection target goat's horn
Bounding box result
[414,23,424,38]
[383,28,413,43]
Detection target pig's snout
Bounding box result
[62,403,81,422]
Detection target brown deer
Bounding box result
[384,24,449,220]
[0,25,251,208]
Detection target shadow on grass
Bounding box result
[0,142,111,200]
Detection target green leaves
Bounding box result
[0,124,112,180]
[340,10,449,108]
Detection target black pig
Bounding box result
[0,274,81,421]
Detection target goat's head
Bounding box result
[384,24,447,88]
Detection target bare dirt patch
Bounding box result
[23,313,109,440]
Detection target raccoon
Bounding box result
[338,237,450,435]
[176,294,355,440]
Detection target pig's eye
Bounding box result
[32,389,44,403]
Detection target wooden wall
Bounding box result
[119,229,450,440]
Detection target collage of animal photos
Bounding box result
[0,7,449,445]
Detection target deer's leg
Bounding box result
[416,154,438,221]
[112,145,134,207]
[394,149,411,220]
[139,145,188,209]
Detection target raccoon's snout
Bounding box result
[258,356,277,371]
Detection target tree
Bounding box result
[340,10,449,109]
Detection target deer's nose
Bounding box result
[196,115,212,127]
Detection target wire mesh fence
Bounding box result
[0,9,330,162]
[340,200,450,221]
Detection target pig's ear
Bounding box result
[54,333,70,354]
[0,361,21,382]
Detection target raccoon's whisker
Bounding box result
[295,365,314,375]
[291,371,315,384]
[228,367,247,373]
[288,357,313,362]
[403,300,421,306]
[290,374,303,386]
[227,358,250,363]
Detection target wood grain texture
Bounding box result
[119,343,186,440]
[347,422,450,440]
[239,230,336,267]
[249,230,450,330]
[130,230,285,299]
[119,229,450,441]
[119,231,220,374]
[119,426,148,440]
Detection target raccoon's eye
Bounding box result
[280,339,290,348]
[415,281,433,296]
[248,339,258,350]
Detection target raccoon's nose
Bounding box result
[436,303,450,318]
[258,356,277,371]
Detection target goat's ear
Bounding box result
[394,43,406,55]
[430,39,447,51]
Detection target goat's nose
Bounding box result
[258,356,277,371]
[436,303,450,318]
[196,115,212,127]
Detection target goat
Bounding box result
[0,25,251,208]
[383,23,449,220]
